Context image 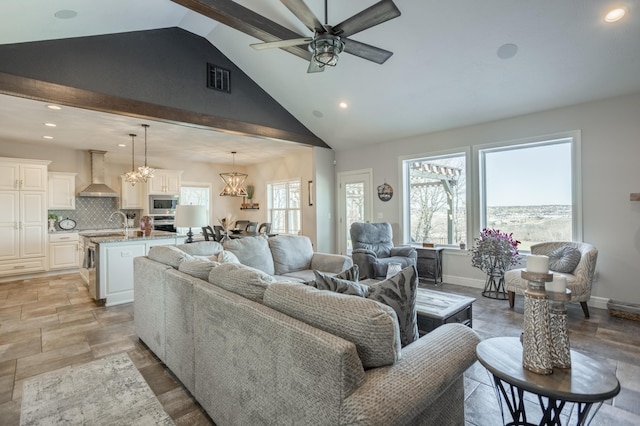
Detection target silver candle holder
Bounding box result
[548,288,572,369]
[521,270,554,375]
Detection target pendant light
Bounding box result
[219,151,248,197]
[137,124,155,183]
[123,133,140,186]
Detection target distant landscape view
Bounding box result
[486,205,572,251]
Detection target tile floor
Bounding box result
[1,273,639,425]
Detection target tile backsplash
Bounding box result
[49,197,141,231]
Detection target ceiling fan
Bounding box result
[250,0,401,73]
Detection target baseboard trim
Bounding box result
[0,268,78,283]
[444,274,610,310]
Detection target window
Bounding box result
[267,180,301,234]
[179,184,210,235]
[403,153,467,246]
[478,135,579,251]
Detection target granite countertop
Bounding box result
[79,230,179,244]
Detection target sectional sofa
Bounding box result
[133,237,480,425]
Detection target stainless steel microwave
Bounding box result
[149,194,179,215]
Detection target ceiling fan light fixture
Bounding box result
[219,152,248,197]
[309,34,344,68]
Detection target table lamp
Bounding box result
[175,205,208,243]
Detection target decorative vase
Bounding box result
[48,219,56,233]
[521,270,554,375]
[549,289,572,368]
[482,269,507,299]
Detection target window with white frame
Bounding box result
[478,135,579,251]
[267,179,301,234]
[403,153,467,246]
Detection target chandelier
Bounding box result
[309,34,344,68]
[124,133,140,186]
[137,124,155,183]
[219,151,248,197]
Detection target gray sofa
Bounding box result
[134,239,480,425]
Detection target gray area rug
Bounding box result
[20,353,174,425]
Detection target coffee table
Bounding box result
[476,337,620,426]
[415,288,475,335]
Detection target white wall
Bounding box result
[313,147,336,253]
[334,92,640,305]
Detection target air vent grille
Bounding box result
[207,63,231,93]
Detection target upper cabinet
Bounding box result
[48,172,77,210]
[147,170,182,195]
[0,160,48,191]
[120,176,144,209]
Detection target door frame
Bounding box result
[336,168,373,255]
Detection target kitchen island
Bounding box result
[80,230,182,306]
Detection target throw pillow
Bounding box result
[148,245,194,269]
[214,250,241,264]
[336,264,360,281]
[310,270,370,297]
[367,266,419,347]
[208,263,275,303]
[548,246,582,273]
[178,259,220,281]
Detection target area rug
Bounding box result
[20,353,174,425]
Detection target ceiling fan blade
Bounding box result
[343,38,393,64]
[251,37,312,50]
[281,0,325,33]
[307,60,325,73]
[332,0,401,38]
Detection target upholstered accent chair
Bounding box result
[504,241,598,318]
[350,222,417,279]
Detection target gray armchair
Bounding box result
[350,222,417,279]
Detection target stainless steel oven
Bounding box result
[149,194,179,215]
[152,215,176,232]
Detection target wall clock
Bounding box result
[58,218,77,230]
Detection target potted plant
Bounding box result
[246,185,255,206]
[48,214,58,232]
[470,228,521,299]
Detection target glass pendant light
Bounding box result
[137,124,155,183]
[219,151,248,196]
[123,133,140,186]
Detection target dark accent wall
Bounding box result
[0,27,327,148]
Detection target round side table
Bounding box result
[476,337,620,426]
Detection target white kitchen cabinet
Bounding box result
[147,169,182,194]
[0,159,48,191]
[48,172,76,210]
[98,236,178,306]
[49,232,80,270]
[120,176,144,209]
[0,189,48,277]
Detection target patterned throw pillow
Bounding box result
[310,270,370,297]
[548,246,582,273]
[336,264,360,281]
[367,266,419,347]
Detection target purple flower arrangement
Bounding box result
[470,228,522,275]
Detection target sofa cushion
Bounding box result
[366,266,419,347]
[263,283,401,369]
[548,246,582,273]
[177,241,224,257]
[208,263,275,303]
[148,245,194,269]
[178,258,220,281]
[268,235,314,275]
[223,236,275,275]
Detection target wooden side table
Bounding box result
[415,288,475,335]
[415,247,444,284]
[476,337,620,426]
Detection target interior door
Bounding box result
[337,169,373,255]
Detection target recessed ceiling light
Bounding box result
[605,7,627,23]
[312,110,324,118]
[44,122,57,127]
[118,144,127,147]
[46,105,62,110]
[339,102,348,109]
[497,43,519,60]
[54,10,78,19]
[43,136,54,140]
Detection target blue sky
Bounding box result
[485,142,572,206]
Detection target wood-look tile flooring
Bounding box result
[1,273,639,425]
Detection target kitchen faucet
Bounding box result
[108,211,129,234]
